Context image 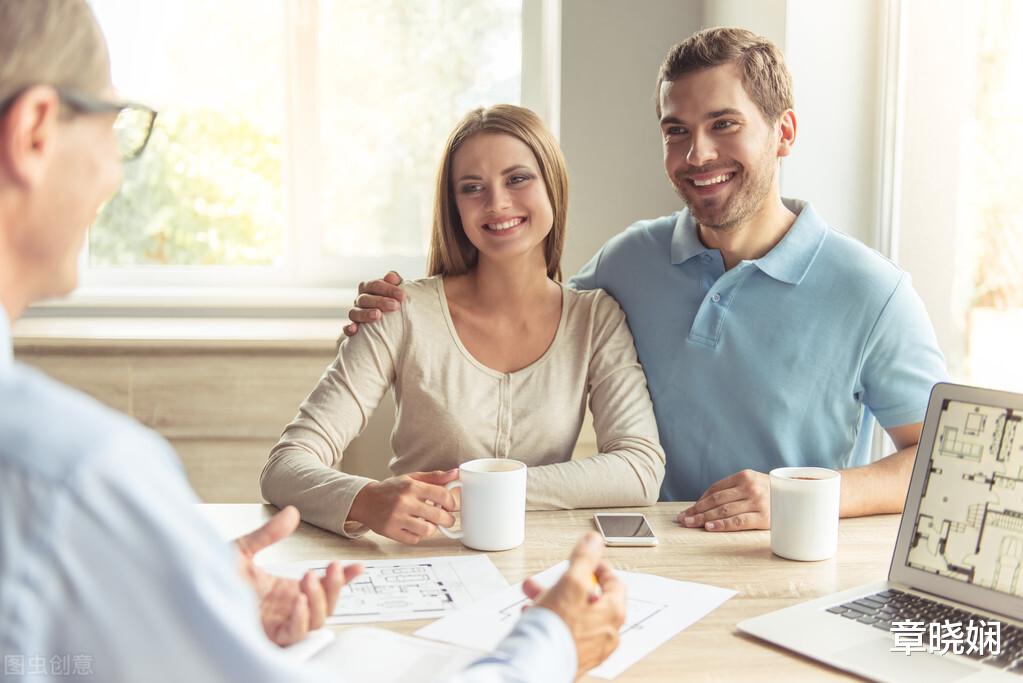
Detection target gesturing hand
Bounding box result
[235,506,362,645]
[524,533,627,677]
[348,469,459,544]
[677,469,771,531]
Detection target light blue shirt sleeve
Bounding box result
[447,607,576,683]
[1,427,322,683]
[858,273,949,429]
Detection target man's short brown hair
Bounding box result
[0,0,110,109]
[655,27,794,122]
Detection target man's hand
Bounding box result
[523,532,626,677]
[348,470,459,544]
[235,506,362,646]
[677,469,771,531]
[344,271,405,337]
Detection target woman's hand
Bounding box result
[348,470,459,544]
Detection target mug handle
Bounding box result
[438,480,463,540]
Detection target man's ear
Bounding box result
[0,86,62,188]
[776,109,797,158]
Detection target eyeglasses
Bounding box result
[0,86,157,162]
[56,88,158,162]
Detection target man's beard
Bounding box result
[673,150,775,233]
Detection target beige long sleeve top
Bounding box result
[260,276,664,537]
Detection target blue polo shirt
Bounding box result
[570,198,947,502]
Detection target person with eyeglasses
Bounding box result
[52,88,156,162]
[0,88,155,163]
[0,2,625,682]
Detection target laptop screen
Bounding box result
[904,397,1023,597]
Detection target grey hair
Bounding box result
[0,0,111,108]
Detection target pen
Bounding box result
[589,573,603,601]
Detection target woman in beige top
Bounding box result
[261,105,664,544]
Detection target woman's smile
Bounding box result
[483,216,528,235]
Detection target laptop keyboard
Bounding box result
[827,589,1023,673]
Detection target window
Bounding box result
[956,1,1023,390]
[898,0,1023,391]
[83,0,537,299]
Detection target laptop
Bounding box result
[739,382,1023,681]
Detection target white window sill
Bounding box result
[24,286,357,320]
[13,316,344,352]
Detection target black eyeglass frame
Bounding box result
[0,86,157,161]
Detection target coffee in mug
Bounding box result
[439,458,527,551]
[769,466,841,561]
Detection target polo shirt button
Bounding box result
[711,292,721,303]
[702,254,712,263]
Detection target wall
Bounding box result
[784,0,885,246]
[704,0,885,247]
[558,0,697,276]
[559,0,887,268]
[12,333,399,503]
[701,0,786,46]
[896,0,972,373]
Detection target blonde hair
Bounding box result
[427,105,568,281]
[0,0,110,108]
[655,27,794,122]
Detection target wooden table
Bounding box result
[201,503,900,682]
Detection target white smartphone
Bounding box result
[593,513,658,546]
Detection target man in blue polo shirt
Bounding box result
[346,27,947,532]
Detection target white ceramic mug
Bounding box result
[439,458,527,551]
[769,466,841,561]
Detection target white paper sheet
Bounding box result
[415,561,736,679]
[281,627,482,682]
[261,555,508,624]
[306,627,483,683]
[280,628,336,663]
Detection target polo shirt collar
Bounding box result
[0,306,11,374]
[753,198,828,285]
[669,198,827,285]
[669,210,713,265]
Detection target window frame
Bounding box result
[36,0,560,317]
